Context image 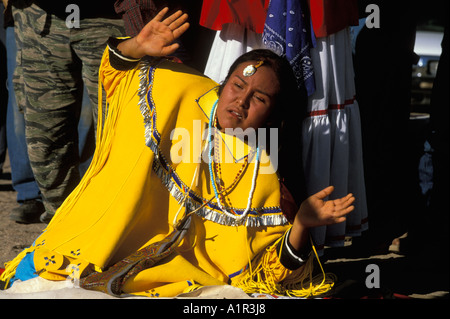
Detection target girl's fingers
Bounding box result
[160,9,189,39]
[163,10,187,29]
[334,194,355,208]
[154,7,170,22]
[333,216,347,224]
[315,186,334,200]
[341,205,355,215]
[172,21,190,39]
[160,43,180,56]
[327,205,353,225]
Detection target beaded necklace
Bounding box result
[207,99,261,224]
[213,132,249,210]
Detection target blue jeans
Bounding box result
[0,17,6,172]
[6,26,94,203]
[5,26,41,203]
[78,87,94,177]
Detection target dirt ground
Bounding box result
[0,155,44,269]
[1,153,448,299]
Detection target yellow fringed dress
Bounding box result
[1,49,329,298]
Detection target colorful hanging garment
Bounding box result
[262,0,316,95]
[200,0,270,34]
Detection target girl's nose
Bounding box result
[236,92,250,109]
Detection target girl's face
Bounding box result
[216,61,280,131]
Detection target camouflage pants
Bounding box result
[12,2,124,216]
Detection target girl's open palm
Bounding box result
[119,8,190,59]
[136,8,189,57]
[297,186,355,228]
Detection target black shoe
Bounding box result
[39,211,54,224]
[10,200,45,224]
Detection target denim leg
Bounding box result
[0,18,6,172]
[5,26,41,203]
[78,87,94,178]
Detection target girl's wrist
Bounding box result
[117,37,145,59]
[289,216,309,251]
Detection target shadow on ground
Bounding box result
[322,247,449,299]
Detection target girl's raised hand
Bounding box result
[118,8,189,59]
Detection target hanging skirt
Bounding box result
[302,27,368,254]
[203,23,263,84]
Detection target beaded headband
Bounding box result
[243,60,264,77]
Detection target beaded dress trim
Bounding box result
[137,59,288,227]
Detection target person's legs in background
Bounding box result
[12,4,84,221]
[6,26,45,223]
[0,12,6,178]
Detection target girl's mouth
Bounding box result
[229,110,243,119]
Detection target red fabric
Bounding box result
[279,181,298,223]
[114,0,158,37]
[308,0,359,38]
[200,0,270,33]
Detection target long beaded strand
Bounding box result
[207,100,261,224]
[214,126,249,210]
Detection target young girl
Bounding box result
[1,8,354,298]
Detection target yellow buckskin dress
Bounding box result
[1,46,332,298]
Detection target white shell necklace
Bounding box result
[207,99,261,225]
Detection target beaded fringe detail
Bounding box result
[233,236,337,298]
[138,59,289,228]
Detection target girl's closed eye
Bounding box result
[234,82,243,89]
[254,94,265,103]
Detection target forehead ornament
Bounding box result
[243,60,264,77]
